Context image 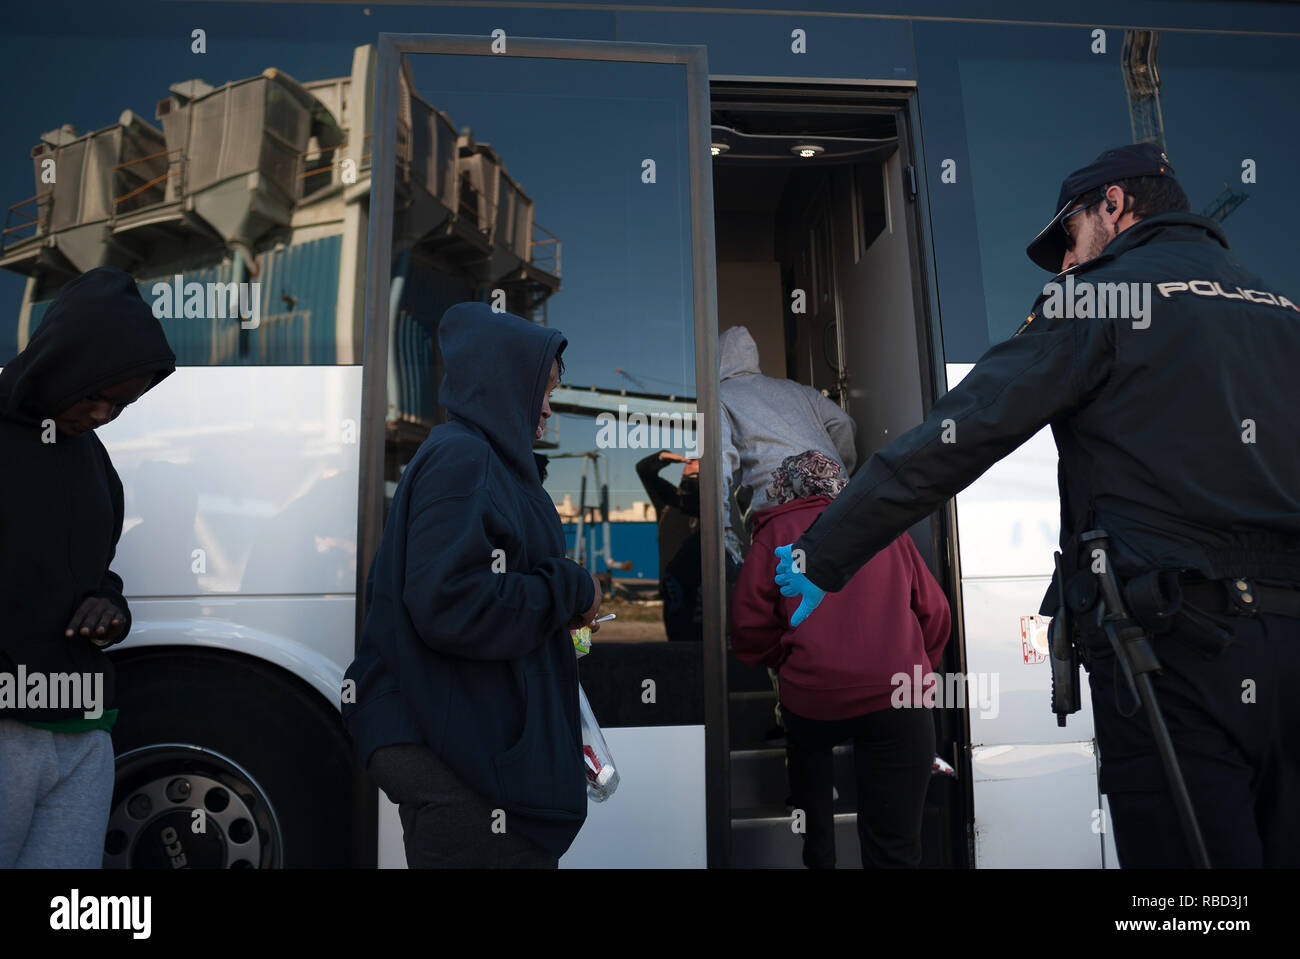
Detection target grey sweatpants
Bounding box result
[0,721,115,869]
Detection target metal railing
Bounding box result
[2,190,50,248]
[2,144,187,252]
[112,146,183,208]
[531,222,561,278]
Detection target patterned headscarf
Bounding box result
[765,450,848,505]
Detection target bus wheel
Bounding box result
[105,744,281,868]
[106,648,355,868]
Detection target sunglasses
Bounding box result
[1059,194,1105,248]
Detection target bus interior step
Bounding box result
[729,810,864,869]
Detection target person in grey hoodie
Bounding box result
[719,324,858,735]
[719,325,858,556]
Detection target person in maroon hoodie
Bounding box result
[731,450,951,868]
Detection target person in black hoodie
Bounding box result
[344,302,601,868]
[0,267,175,868]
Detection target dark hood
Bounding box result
[0,267,176,426]
[437,301,566,480]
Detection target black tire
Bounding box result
[107,647,355,868]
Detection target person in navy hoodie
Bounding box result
[343,302,601,868]
[731,451,950,868]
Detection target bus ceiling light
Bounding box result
[711,141,730,156]
[792,144,824,158]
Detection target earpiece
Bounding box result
[1106,201,1116,214]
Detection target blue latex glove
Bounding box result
[774,543,825,628]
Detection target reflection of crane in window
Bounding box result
[1123,29,1248,224]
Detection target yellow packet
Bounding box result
[570,626,592,658]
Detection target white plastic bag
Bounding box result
[578,683,619,802]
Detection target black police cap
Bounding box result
[1025,142,1177,273]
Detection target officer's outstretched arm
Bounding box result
[792,308,1112,592]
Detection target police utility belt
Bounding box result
[1049,533,1300,730]
[1063,563,1300,661]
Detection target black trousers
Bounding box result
[782,704,935,868]
[368,743,558,869]
[1085,611,1300,867]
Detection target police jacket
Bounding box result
[794,212,1300,609]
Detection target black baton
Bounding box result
[1079,530,1211,869]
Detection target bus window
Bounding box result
[376,48,707,729]
[915,22,1299,363]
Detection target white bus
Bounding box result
[2,0,1295,868]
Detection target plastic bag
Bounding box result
[578,683,619,802]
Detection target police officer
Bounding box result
[773,143,1300,867]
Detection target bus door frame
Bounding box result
[357,33,728,866]
[706,79,973,866]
